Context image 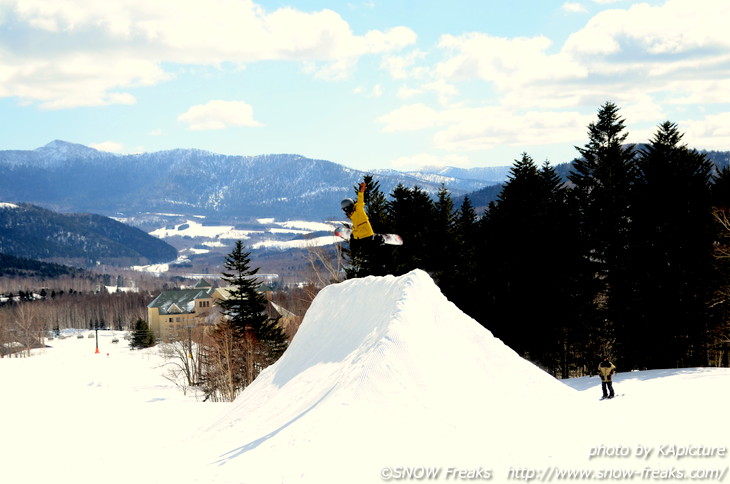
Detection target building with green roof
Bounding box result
[147,278,300,342]
[147,279,217,341]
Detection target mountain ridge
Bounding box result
[0,202,178,267]
[0,141,506,220]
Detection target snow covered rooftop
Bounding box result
[148,287,213,314]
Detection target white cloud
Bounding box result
[178,100,263,131]
[561,2,588,13]
[619,96,666,124]
[90,141,124,153]
[683,113,730,150]
[379,102,592,153]
[391,0,730,154]
[380,49,429,80]
[432,108,591,152]
[0,53,164,109]
[377,104,442,132]
[564,0,730,58]
[0,0,416,107]
[397,86,422,100]
[353,83,383,97]
[390,153,442,170]
[667,79,730,105]
[436,32,586,90]
[394,79,459,106]
[427,0,729,115]
[390,153,471,170]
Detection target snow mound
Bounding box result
[194,269,572,483]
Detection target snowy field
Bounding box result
[1,270,728,484]
[133,216,343,274]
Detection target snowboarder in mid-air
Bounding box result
[340,182,380,252]
[338,181,402,277]
[338,182,402,247]
[598,356,616,399]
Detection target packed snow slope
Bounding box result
[2,270,729,484]
[0,330,224,484]
[190,269,576,483]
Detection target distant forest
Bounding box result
[0,203,177,266]
[0,253,82,278]
[346,102,730,377]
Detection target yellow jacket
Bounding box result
[598,361,616,382]
[349,190,375,239]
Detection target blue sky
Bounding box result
[1,0,728,170]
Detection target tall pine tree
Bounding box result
[450,196,479,318]
[477,153,580,374]
[630,122,716,368]
[387,184,434,275]
[203,240,287,401]
[430,185,457,291]
[568,102,638,361]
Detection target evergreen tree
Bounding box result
[387,184,435,275]
[430,185,456,289]
[130,318,155,349]
[204,241,287,400]
[477,154,543,357]
[480,153,578,370]
[477,153,580,373]
[362,175,390,232]
[450,196,479,317]
[631,122,716,368]
[568,102,638,360]
[711,165,730,208]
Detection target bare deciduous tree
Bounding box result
[302,240,345,288]
[201,321,242,402]
[159,323,208,396]
[12,302,45,356]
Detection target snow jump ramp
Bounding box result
[195,269,572,483]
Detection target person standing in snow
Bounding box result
[341,181,381,252]
[598,356,616,399]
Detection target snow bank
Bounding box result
[191,270,573,483]
[3,270,730,484]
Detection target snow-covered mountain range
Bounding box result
[0,141,508,221]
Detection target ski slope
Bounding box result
[1,270,728,483]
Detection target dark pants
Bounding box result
[349,235,383,254]
[602,380,614,398]
[349,235,386,276]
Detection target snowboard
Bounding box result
[599,394,624,401]
[334,226,403,246]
